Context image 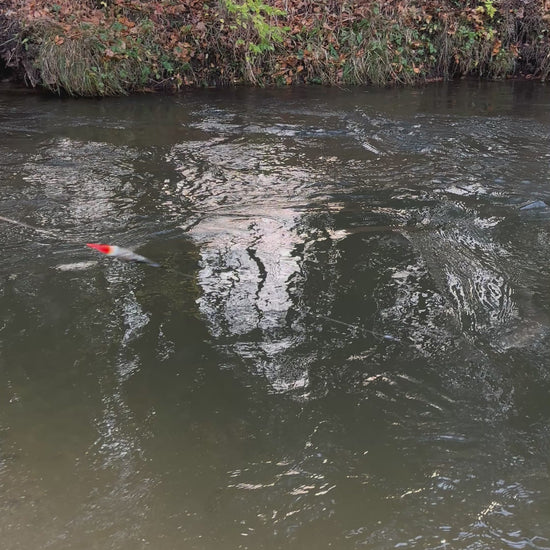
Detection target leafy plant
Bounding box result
[484,0,497,20]
[220,0,287,55]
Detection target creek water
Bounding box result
[1,81,550,549]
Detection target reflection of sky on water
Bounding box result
[192,210,299,336]
[188,207,317,394]
[21,138,137,227]
[167,135,335,394]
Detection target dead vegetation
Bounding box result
[1,0,549,95]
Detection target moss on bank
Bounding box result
[1,0,550,96]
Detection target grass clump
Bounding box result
[36,25,142,95]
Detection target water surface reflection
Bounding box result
[1,82,550,549]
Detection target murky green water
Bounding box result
[1,82,550,549]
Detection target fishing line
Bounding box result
[0,215,61,239]
[305,309,402,342]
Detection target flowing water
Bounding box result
[1,81,550,549]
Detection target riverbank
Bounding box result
[1,0,549,96]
